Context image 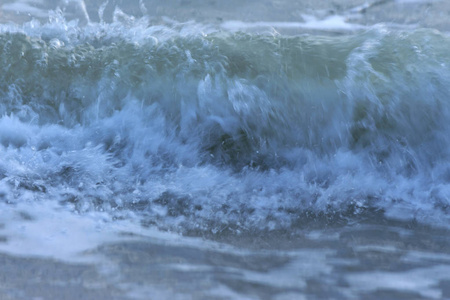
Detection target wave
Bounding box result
[1,15,450,233]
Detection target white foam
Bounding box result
[0,198,294,263]
[0,201,144,263]
[346,265,450,299]
[221,15,366,32]
[240,250,334,290]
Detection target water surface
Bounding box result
[1,0,450,299]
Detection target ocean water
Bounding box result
[1,1,450,299]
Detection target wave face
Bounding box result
[1,16,450,233]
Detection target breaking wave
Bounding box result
[1,13,450,233]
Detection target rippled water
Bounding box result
[0,1,450,299]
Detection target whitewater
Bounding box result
[0,0,450,299]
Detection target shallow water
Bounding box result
[1,0,450,299]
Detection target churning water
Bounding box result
[0,1,450,299]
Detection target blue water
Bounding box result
[1,2,450,299]
[0,12,449,233]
